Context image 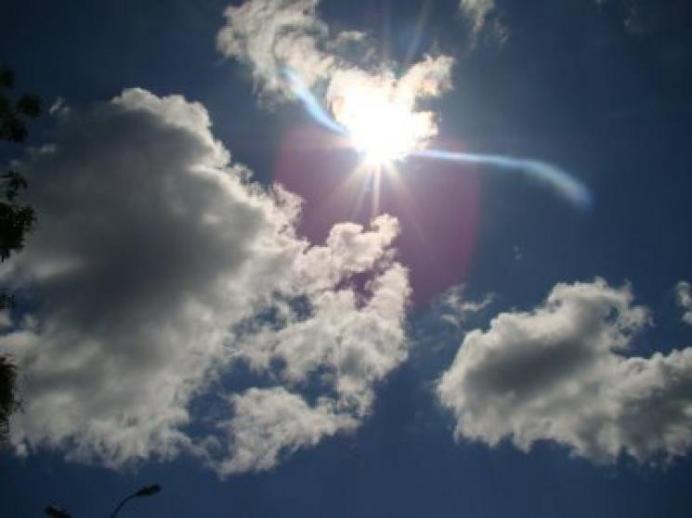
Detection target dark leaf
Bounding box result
[0,355,18,445]
[0,202,36,260]
[2,171,29,202]
[16,95,41,118]
[1,115,28,143]
[0,67,14,89]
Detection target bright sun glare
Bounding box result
[332,86,436,167]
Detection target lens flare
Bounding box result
[283,69,346,135]
[412,149,592,209]
[284,68,592,209]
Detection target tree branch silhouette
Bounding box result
[0,65,39,445]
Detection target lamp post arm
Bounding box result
[109,493,137,518]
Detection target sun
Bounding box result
[331,85,437,167]
[342,98,420,166]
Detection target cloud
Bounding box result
[437,279,692,464]
[676,281,692,326]
[0,88,410,473]
[235,256,409,406]
[458,0,508,44]
[675,281,692,325]
[459,0,495,33]
[217,0,335,95]
[217,0,454,150]
[212,220,410,474]
[619,0,670,36]
[212,218,410,474]
[211,387,358,475]
[439,284,493,328]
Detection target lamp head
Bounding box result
[135,484,161,497]
[45,505,71,518]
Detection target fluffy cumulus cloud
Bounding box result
[676,281,692,325]
[217,0,454,151]
[437,279,692,464]
[0,88,410,473]
[212,387,358,475]
[213,217,410,475]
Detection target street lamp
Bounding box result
[110,484,162,518]
[45,484,161,517]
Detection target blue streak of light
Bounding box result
[412,149,592,209]
[282,68,592,209]
[282,68,346,135]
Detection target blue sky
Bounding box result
[2,0,692,516]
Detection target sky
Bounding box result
[1,0,692,516]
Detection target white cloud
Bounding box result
[235,258,409,410]
[459,0,495,33]
[217,0,454,154]
[211,387,358,475]
[437,279,692,464]
[214,224,410,474]
[217,0,335,95]
[0,88,410,473]
[459,0,508,44]
[439,284,493,328]
[676,281,692,325]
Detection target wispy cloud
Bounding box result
[676,281,692,325]
[459,0,495,34]
[458,0,508,44]
[217,0,336,96]
[439,284,493,328]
